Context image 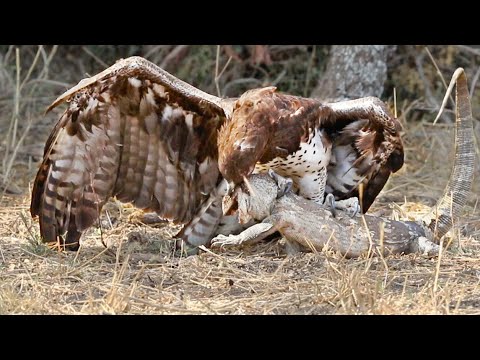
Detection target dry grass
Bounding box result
[1,192,480,314]
[1,45,480,315]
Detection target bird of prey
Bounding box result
[30,56,403,251]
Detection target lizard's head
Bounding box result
[222,174,281,224]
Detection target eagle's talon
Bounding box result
[330,196,360,218]
[283,179,293,195]
[267,169,293,197]
[325,193,337,218]
[350,199,361,217]
[267,168,279,181]
[342,197,361,218]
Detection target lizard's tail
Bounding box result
[421,68,475,241]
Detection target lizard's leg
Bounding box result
[211,218,280,249]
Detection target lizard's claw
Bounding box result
[211,234,244,249]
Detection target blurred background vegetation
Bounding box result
[0,44,478,194]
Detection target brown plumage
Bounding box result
[30,56,404,251]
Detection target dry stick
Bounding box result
[73,241,83,263]
[19,246,58,262]
[0,242,5,263]
[3,45,58,181]
[24,45,59,108]
[215,45,221,97]
[110,252,131,296]
[219,59,234,83]
[18,211,39,246]
[65,247,112,276]
[198,245,225,258]
[223,78,263,95]
[393,87,398,119]
[128,264,147,300]
[4,45,14,64]
[143,45,165,60]
[37,45,58,83]
[424,46,455,114]
[433,238,444,298]
[415,51,440,112]
[303,232,319,254]
[304,45,316,97]
[114,234,126,271]
[3,49,20,172]
[214,45,233,97]
[323,228,336,254]
[362,214,375,272]
[271,69,287,87]
[19,45,43,92]
[469,64,480,97]
[2,48,21,186]
[105,210,114,230]
[2,118,33,193]
[82,46,109,68]
[160,45,189,69]
[377,223,390,289]
[25,78,73,88]
[456,45,480,57]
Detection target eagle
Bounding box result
[30,56,404,251]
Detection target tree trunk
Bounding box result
[312,45,396,101]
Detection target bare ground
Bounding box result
[1,45,480,314]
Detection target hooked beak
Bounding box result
[221,181,237,215]
[242,175,257,197]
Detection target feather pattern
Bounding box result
[31,57,228,249]
[30,57,404,250]
[325,98,404,212]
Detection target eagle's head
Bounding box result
[218,136,263,184]
[217,88,276,184]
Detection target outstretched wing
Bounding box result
[30,57,231,249]
[325,97,404,212]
